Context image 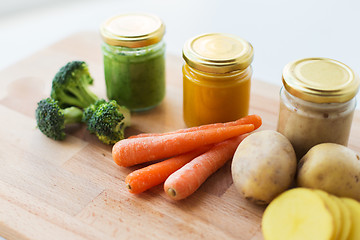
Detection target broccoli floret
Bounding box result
[50,61,98,109]
[85,100,131,144]
[82,99,107,126]
[35,98,83,140]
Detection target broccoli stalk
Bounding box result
[50,61,98,109]
[63,107,83,124]
[83,99,131,144]
[35,98,83,140]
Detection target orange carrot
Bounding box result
[129,114,262,139]
[112,124,254,167]
[164,134,248,200]
[125,145,213,194]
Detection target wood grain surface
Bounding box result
[1,32,360,240]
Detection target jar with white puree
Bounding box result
[277,58,360,160]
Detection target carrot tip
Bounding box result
[167,188,176,198]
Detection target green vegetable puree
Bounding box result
[102,41,165,111]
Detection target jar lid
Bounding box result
[182,33,254,74]
[100,13,165,48]
[282,58,360,103]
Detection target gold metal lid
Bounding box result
[182,33,254,74]
[100,13,165,48]
[282,58,360,103]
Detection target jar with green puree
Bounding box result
[100,13,166,111]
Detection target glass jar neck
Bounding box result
[281,87,356,114]
[102,39,165,55]
[183,63,252,85]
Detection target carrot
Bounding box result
[125,145,213,194]
[112,124,254,167]
[164,134,248,200]
[129,114,262,139]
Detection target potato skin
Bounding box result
[297,143,360,201]
[231,130,297,205]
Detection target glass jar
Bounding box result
[182,33,254,127]
[100,13,166,111]
[277,58,360,160]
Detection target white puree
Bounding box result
[277,88,356,160]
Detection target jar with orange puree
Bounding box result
[182,33,254,127]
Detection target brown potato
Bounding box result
[297,143,360,201]
[231,130,297,205]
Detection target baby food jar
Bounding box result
[100,13,166,111]
[182,33,254,127]
[277,58,360,160]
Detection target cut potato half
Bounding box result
[313,190,341,240]
[332,196,352,240]
[341,198,360,240]
[262,188,334,240]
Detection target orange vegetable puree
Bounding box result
[183,64,252,127]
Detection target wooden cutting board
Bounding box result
[1,32,360,240]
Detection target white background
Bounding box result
[1,0,360,87]
[0,0,359,238]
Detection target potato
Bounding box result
[314,190,341,240]
[262,188,360,240]
[297,143,360,201]
[342,198,360,240]
[262,188,335,240]
[231,130,297,205]
[332,196,351,240]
